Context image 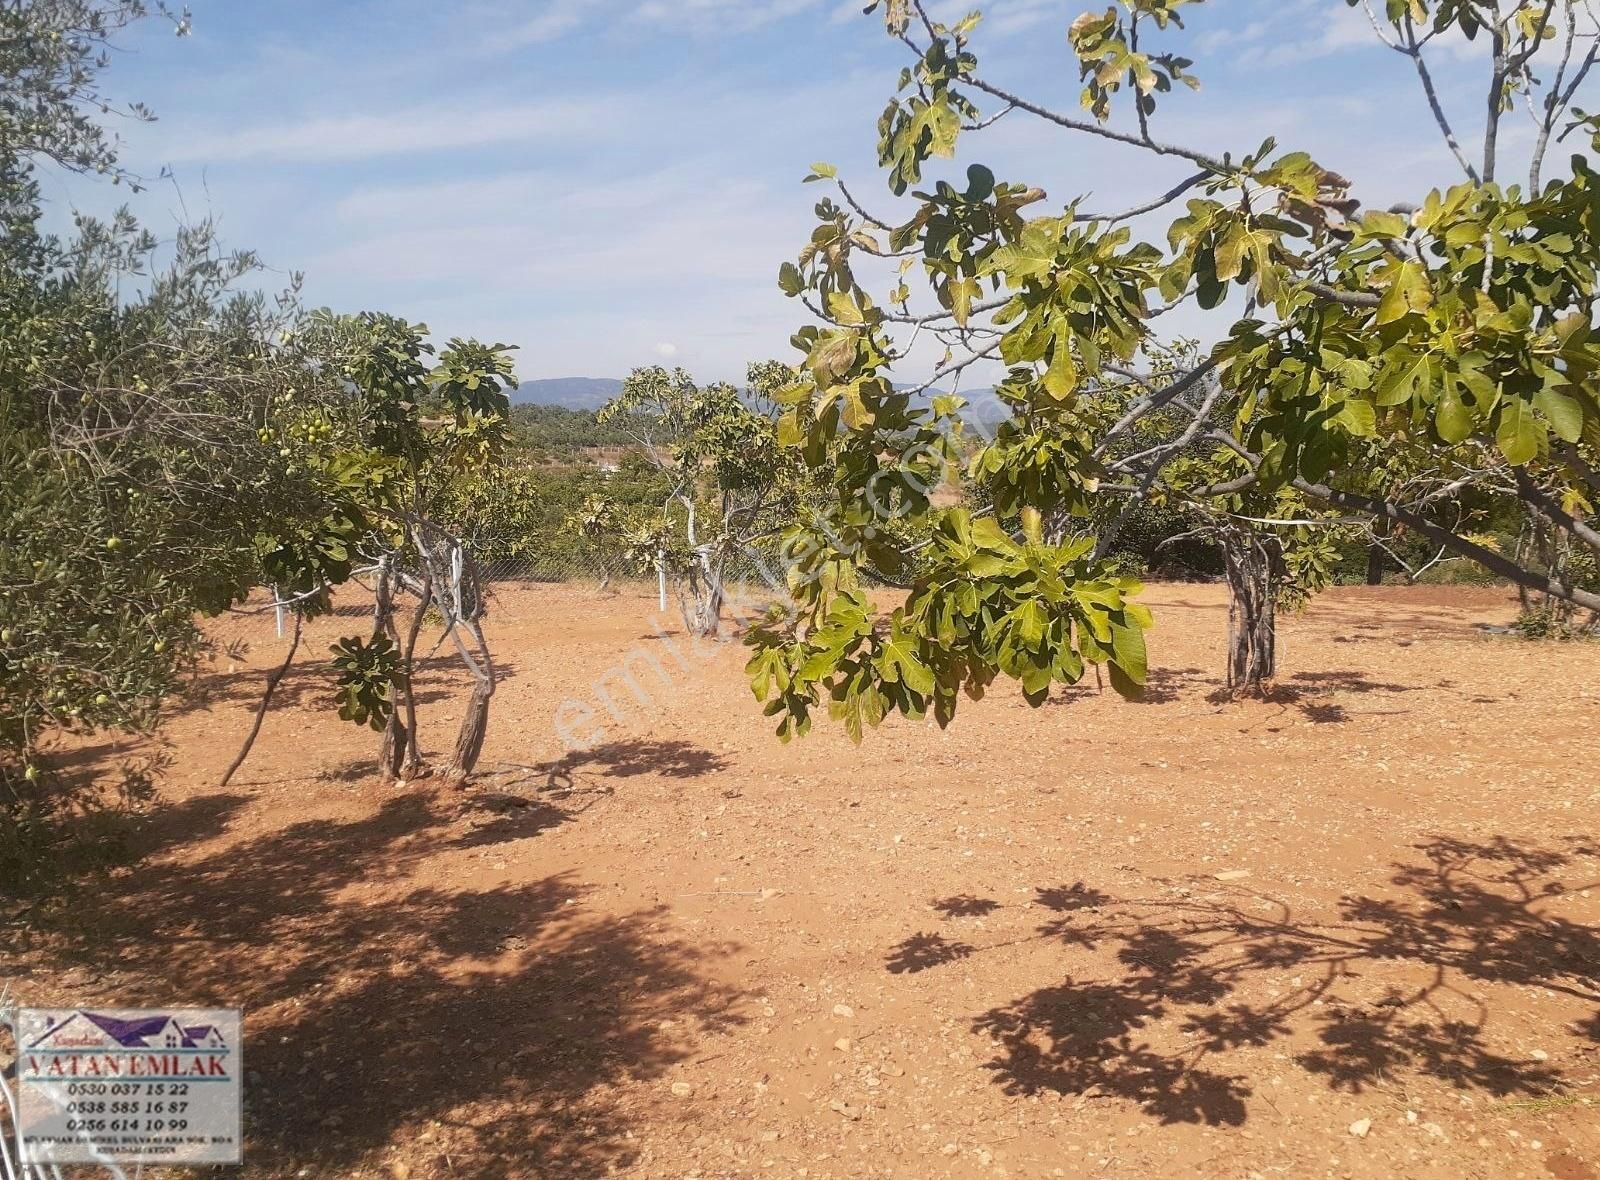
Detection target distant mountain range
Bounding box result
[510,377,624,410]
[513,376,1010,424]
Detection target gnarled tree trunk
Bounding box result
[679,549,726,639]
[1221,528,1282,698]
[376,560,430,782]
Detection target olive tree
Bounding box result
[748,0,1600,738]
[0,187,315,886]
[0,0,189,185]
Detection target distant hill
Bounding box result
[511,377,624,410]
[510,375,1012,424]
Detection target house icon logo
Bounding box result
[27,1012,229,1053]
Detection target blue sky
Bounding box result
[49,0,1540,384]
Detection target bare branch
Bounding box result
[1533,7,1599,188]
[1295,478,1600,611]
[836,178,895,232]
[1303,280,1382,308]
[1516,467,1600,556]
[1484,11,1510,184]
[961,75,1231,174]
[1400,14,1483,183]
[963,102,1016,131]
[1090,359,1221,460]
[1075,172,1210,224]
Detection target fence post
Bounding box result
[658,549,668,613]
[273,584,285,640]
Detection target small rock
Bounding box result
[833,1003,855,1019]
[833,1038,852,1052]
[670,1082,694,1098]
[1213,870,1251,882]
[829,1099,861,1120]
[1530,1048,1550,1061]
[1405,1110,1418,1124]
[1348,1118,1372,1138]
[941,1143,960,1157]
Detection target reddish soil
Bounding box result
[7,582,1600,1179]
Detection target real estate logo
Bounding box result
[14,1008,242,1165]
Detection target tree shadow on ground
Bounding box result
[932,895,1002,918]
[1286,670,1420,694]
[48,790,743,1176]
[180,652,522,714]
[1195,670,1435,725]
[523,739,732,790]
[1051,667,1427,717]
[891,835,1597,1127]
[1047,667,1213,707]
[888,932,976,974]
[452,791,577,848]
[1136,668,1212,705]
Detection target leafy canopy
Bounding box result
[746,0,1600,740]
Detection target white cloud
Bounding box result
[154,96,626,164]
[478,0,833,47]
[654,342,679,357]
[1240,4,1380,67]
[631,0,826,32]
[497,1,588,49]
[1198,19,1271,54]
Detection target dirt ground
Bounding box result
[7,581,1600,1180]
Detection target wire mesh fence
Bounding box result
[202,539,797,654]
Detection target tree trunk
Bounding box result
[373,560,429,782]
[450,678,492,782]
[372,559,408,781]
[1222,529,1280,698]
[678,550,726,639]
[394,581,431,778]
[444,618,496,784]
[1365,518,1389,585]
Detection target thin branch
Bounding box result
[1558,442,1600,493]
[1484,13,1509,184]
[836,178,895,232]
[1090,359,1221,460]
[1075,172,1210,224]
[1532,5,1598,189]
[903,339,1003,397]
[883,296,1011,326]
[1400,14,1483,183]
[961,75,1231,174]
[1359,0,1403,50]
[1303,280,1382,308]
[1295,477,1600,611]
[1515,467,1600,555]
[1094,375,1225,559]
[963,102,1016,131]
[220,612,303,788]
